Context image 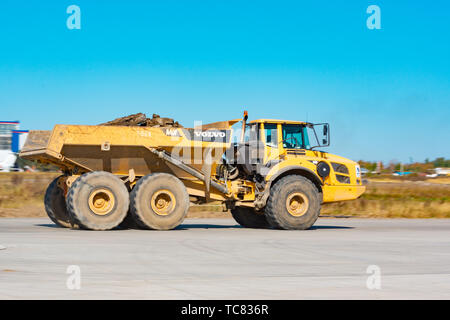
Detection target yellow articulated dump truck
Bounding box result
[20,112,365,231]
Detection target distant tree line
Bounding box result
[358,157,449,174]
[426,157,450,168]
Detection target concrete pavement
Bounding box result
[1,217,449,299]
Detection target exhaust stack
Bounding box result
[239,110,248,144]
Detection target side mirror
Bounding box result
[310,123,330,149]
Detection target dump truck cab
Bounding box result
[251,119,365,201]
[221,118,365,210]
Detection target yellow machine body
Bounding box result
[20,117,365,208]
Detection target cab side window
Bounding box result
[264,124,278,148]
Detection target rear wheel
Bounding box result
[265,175,321,230]
[130,173,189,230]
[231,206,270,229]
[44,176,72,228]
[66,171,129,230]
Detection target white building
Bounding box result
[435,168,450,176]
[0,121,28,172]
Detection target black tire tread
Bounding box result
[44,176,72,228]
[265,175,320,230]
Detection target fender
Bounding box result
[254,165,323,209]
[266,165,323,189]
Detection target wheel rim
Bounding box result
[151,189,176,216]
[286,192,309,217]
[88,188,115,216]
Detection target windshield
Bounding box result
[282,124,308,149]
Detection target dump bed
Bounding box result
[20,130,52,156]
[20,124,234,177]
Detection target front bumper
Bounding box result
[322,185,366,203]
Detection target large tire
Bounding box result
[66,171,129,231]
[265,175,321,230]
[231,206,270,229]
[130,173,189,230]
[44,176,72,228]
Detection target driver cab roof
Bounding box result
[249,119,310,125]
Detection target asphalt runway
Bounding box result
[1,217,449,299]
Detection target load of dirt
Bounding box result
[100,113,183,128]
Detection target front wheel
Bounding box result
[265,175,321,230]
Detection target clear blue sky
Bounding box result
[0,0,449,163]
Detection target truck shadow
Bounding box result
[176,224,354,230]
[177,223,240,229]
[34,223,238,230]
[309,225,353,230]
[35,223,353,231]
[35,224,61,228]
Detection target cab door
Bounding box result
[280,124,307,157]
